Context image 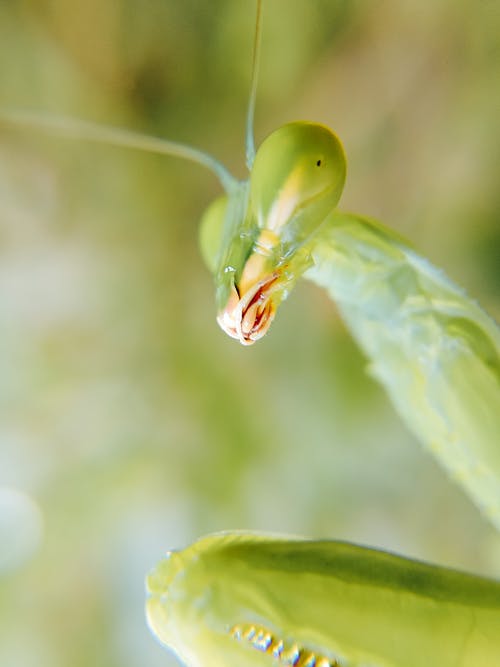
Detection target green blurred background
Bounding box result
[0,1,499,665]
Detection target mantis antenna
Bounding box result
[0,109,237,193]
[245,0,263,170]
[0,1,265,188]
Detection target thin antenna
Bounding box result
[0,109,237,193]
[245,0,263,171]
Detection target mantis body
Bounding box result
[146,531,500,667]
[1,1,499,665]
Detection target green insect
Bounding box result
[1,1,499,666]
[146,531,500,667]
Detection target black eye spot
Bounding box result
[316,159,322,167]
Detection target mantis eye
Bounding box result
[250,121,346,249]
[199,195,229,273]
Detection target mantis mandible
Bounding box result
[1,1,499,666]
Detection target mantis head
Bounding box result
[200,122,346,345]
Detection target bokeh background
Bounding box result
[0,1,499,665]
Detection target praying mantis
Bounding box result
[1,1,499,666]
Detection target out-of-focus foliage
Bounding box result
[0,1,498,666]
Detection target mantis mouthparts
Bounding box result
[217,273,279,345]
